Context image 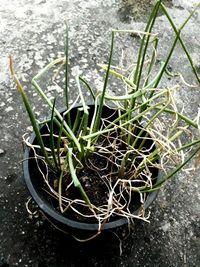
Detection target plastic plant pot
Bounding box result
[23,104,161,237]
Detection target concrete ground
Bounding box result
[1,0,200,266]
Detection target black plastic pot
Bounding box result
[23,104,161,236]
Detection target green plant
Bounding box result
[10,0,200,229]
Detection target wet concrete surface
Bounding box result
[1,0,200,266]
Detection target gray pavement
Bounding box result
[0,0,200,266]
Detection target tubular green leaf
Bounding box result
[64,23,71,127]
[9,56,53,167]
[50,98,59,170]
[94,31,115,132]
[31,64,81,152]
[68,148,92,207]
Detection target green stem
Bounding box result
[144,37,159,87]
[133,0,161,88]
[94,31,115,132]
[9,57,53,167]
[152,2,200,92]
[64,23,72,127]
[83,100,165,140]
[56,118,65,167]
[68,148,92,207]
[141,145,200,192]
[32,73,81,152]
[153,106,198,128]
[79,76,96,101]
[134,96,170,150]
[50,98,59,170]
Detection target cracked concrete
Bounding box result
[0,0,200,266]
